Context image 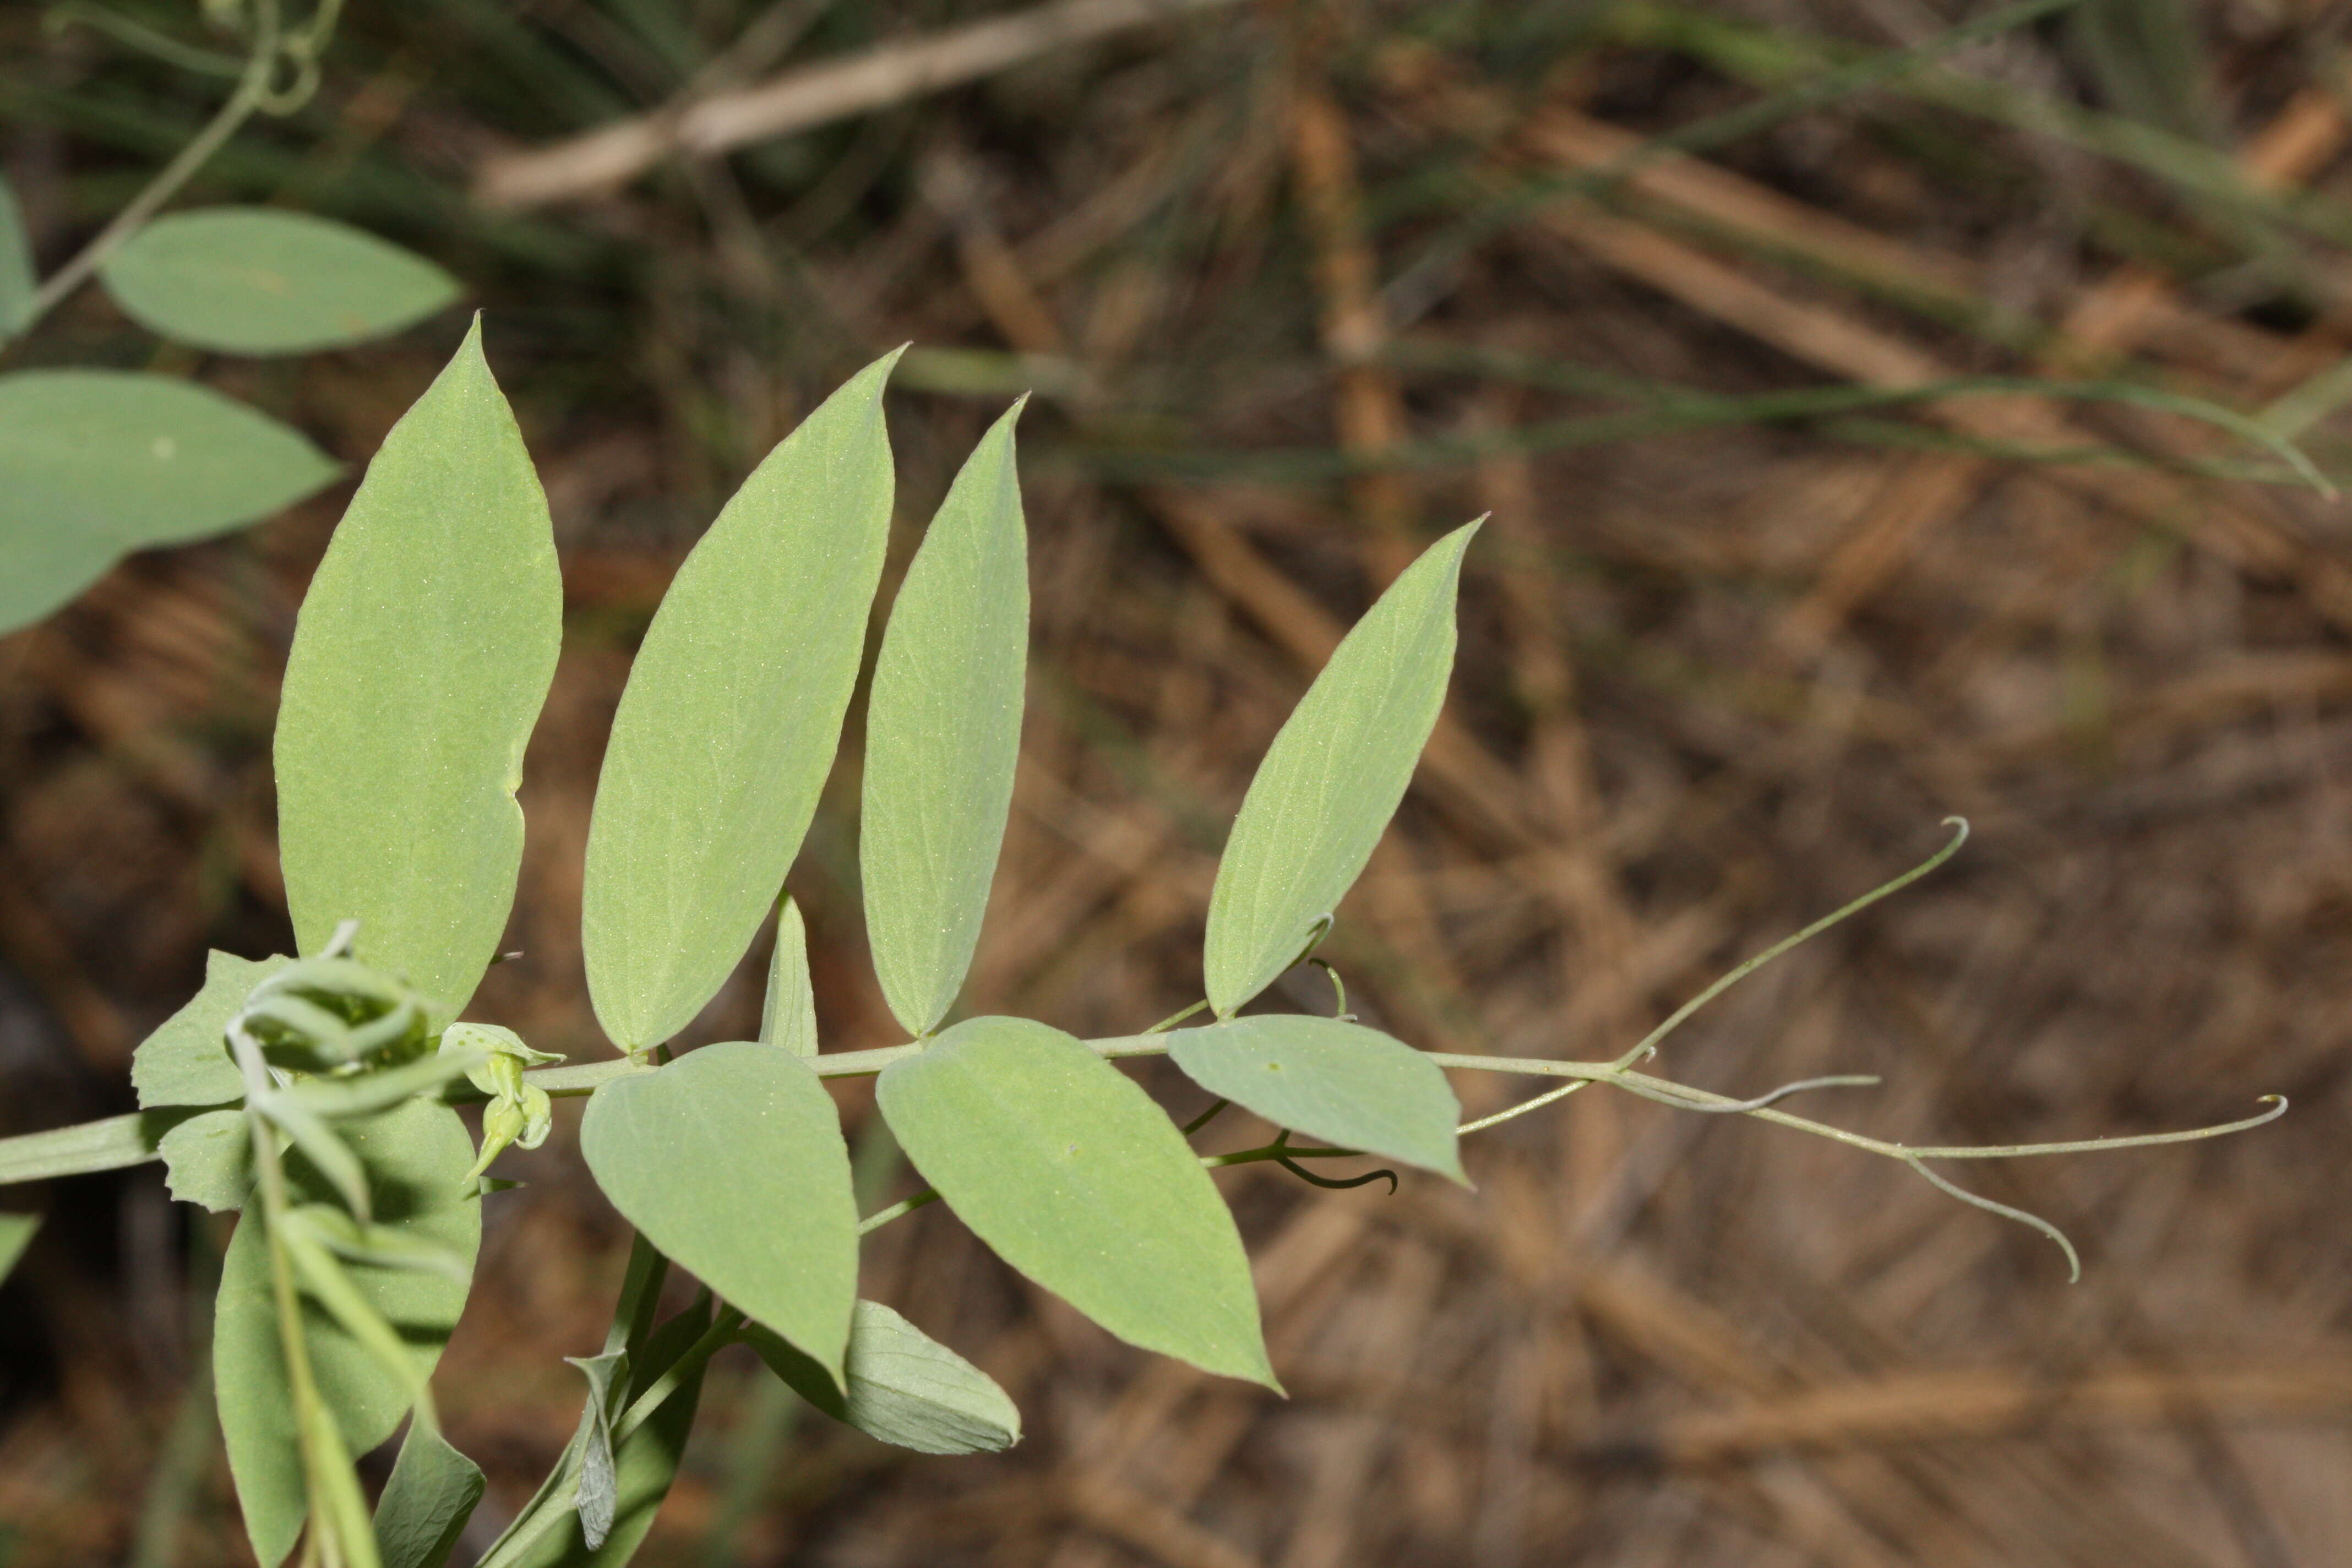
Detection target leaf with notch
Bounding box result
[215,1101,479,1568]
[374,1419,484,1568]
[135,951,292,1109]
[159,1107,253,1211]
[580,1042,857,1382]
[0,371,337,636]
[744,1298,1021,1455]
[100,208,461,355]
[276,318,560,1025]
[862,399,1028,1037]
[878,1016,1273,1387]
[1202,521,1479,1017]
[1168,1016,1465,1183]
[759,895,817,1057]
[582,349,900,1050]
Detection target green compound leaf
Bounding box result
[506,1298,711,1568]
[276,319,560,1025]
[582,350,901,1051]
[862,399,1029,1037]
[1203,521,1479,1017]
[134,950,291,1109]
[215,1101,480,1568]
[580,1041,857,1382]
[0,370,338,636]
[0,1212,36,1284]
[0,175,35,339]
[745,1298,1021,1455]
[159,1107,254,1211]
[373,1419,485,1568]
[759,895,818,1058]
[878,1016,1273,1388]
[1168,1015,1466,1183]
[99,208,460,355]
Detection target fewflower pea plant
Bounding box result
[0,329,2285,1568]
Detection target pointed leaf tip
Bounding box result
[1204,521,1479,1017]
[862,400,1030,1037]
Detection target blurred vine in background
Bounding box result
[0,0,461,636]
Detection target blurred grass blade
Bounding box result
[0,371,337,635]
[276,318,562,1026]
[582,349,901,1052]
[759,895,818,1057]
[216,1102,478,1568]
[374,1419,485,1568]
[878,1016,1274,1387]
[100,208,462,354]
[0,175,34,338]
[580,1042,857,1382]
[862,398,1029,1037]
[744,1298,1022,1455]
[134,951,291,1109]
[1204,521,1478,1018]
[1168,1016,1466,1182]
[0,1212,37,1284]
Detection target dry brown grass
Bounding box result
[5,2,2352,1564]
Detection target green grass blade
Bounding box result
[862,398,1030,1037]
[0,174,35,339]
[1203,522,1478,1018]
[582,350,901,1051]
[0,1212,37,1284]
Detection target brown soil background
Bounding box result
[4,2,2351,1564]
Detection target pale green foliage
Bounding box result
[0,370,336,635]
[215,1101,479,1568]
[373,1422,487,1568]
[99,208,460,355]
[1204,521,1481,1017]
[157,1107,253,1211]
[582,350,902,1050]
[580,1042,858,1381]
[503,1300,712,1568]
[0,1212,35,1285]
[0,176,32,338]
[878,1016,1275,1389]
[134,950,291,1108]
[276,317,561,1023]
[745,1299,1021,1455]
[1169,1016,1466,1183]
[759,896,819,1057]
[862,399,1030,1037]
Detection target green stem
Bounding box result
[613,1308,742,1445]
[18,0,282,334]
